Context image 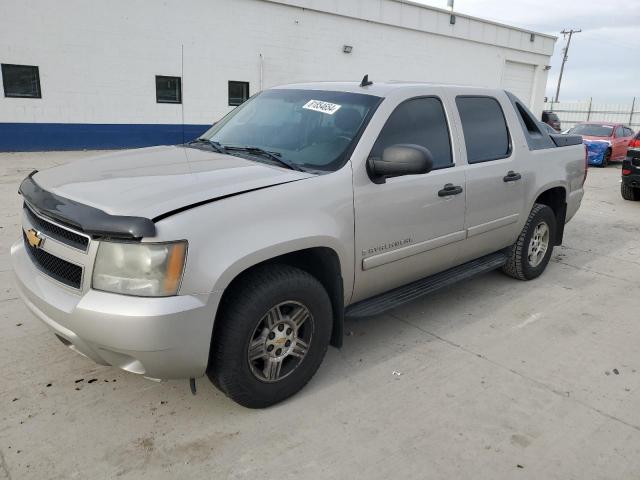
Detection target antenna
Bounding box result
[360,74,373,87]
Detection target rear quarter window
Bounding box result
[456,96,511,163]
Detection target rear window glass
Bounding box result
[456,96,510,163]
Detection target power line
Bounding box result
[554,28,581,102]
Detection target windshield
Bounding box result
[569,124,613,137]
[199,89,381,172]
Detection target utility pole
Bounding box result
[554,28,581,102]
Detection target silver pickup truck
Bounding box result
[12,80,586,408]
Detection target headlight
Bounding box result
[92,241,187,297]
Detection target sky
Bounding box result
[413,0,640,103]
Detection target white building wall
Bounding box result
[0,0,555,128]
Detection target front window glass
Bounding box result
[200,89,381,171]
[569,124,613,137]
[371,97,453,169]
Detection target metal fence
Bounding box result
[543,98,639,130]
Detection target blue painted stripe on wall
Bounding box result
[0,123,212,151]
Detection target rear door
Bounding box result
[351,93,466,302]
[454,95,525,259]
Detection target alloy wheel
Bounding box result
[527,221,550,267]
[247,301,313,383]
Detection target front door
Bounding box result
[352,95,466,302]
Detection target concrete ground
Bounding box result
[1,151,639,480]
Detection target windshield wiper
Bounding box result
[224,146,304,172]
[187,138,226,154]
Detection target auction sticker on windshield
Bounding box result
[303,100,342,115]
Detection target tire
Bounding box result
[600,149,611,168]
[502,204,557,281]
[621,183,640,201]
[208,264,332,408]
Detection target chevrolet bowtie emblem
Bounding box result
[26,229,43,248]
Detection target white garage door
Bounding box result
[502,61,535,107]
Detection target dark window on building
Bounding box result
[228,81,249,106]
[155,76,181,103]
[371,97,453,169]
[456,96,511,163]
[1,64,41,98]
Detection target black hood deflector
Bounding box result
[19,172,304,239]
[19,172,156,239]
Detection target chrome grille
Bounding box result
[23,230,83,289]
[24,203,89,251]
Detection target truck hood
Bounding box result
[32,145,314,220]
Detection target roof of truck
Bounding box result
[274,81,501,97]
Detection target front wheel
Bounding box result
[502,204,557,280]
[208,265,332,408]
[600,149,611,168]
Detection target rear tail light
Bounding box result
[582,145,588,186]
[622,169,632,176]
[629,138,640,148]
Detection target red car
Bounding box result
[568,122,635,166]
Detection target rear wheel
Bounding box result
[621,183,640,201]
[208,265,332,408]
[502,204,556,280]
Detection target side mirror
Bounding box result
[368,144,434,184]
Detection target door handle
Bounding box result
[503,171,522,182]
[438,183,463,197]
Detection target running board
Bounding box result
[345,251,508,318]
